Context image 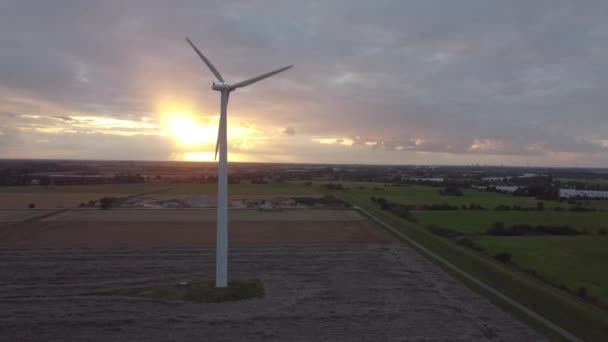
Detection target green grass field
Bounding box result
[556,177,608,186]
[414,210,608,234]
[342,184,570,208]
[474,236,608,305]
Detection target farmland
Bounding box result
[0,184,172,209]
[0,183,320,209]
[340,183,607,210]
[332,182,608,341]
[415,210,608,234]
[474,236,608,304]
[2,175,608,339]
[556,177,608,186]
[0,205,539,341]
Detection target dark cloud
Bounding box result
[53,116,74,121]
[0,0,607,165]
[283,127,296,136]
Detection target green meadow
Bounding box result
[341,184,587,209]
[414,210,608,234]
[555,177,608,186]
[474,236,608,305]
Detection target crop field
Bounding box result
[0,246,538,341]
[47,208,365,222]
[473,236,608,305]
[414,210,608,234]
[0,183,320,209]
[0,184,171,209]
[0,208,395,248]
[162,183,321,196]
[0,203,540,340]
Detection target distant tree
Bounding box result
[536,202,545,211]
[439,186,463,196]
[577,287,588,299]
[28,203,35,209]
[493,252,511,263]
[99,197,117,210]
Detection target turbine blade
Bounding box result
[185,37,225,83]
[215,92,229,160]
[230,65,293,89]
[214,125,220,160]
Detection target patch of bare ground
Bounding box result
[0,193,126,209]
[0,220,397,248]
[0,246,541,341]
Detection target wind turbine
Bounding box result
[186,37,292,288]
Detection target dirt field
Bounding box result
[0,208,540,340]
[0,209,395,248]
[0,246,539,341]
[0,193,125,209]
[0,209,56,223]
[46,208,365,222]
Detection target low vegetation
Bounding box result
[486,222,585,236]
[370,196,418,223]
[292,194,351,208]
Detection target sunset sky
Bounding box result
[1,1,607,166]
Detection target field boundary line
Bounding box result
[352,204,581,342]
[0,208,69,230]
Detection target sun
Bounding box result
[165,114,217,146]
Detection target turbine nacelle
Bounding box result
[212,82,231,92]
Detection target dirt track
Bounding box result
[0,246,540,341]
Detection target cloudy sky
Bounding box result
[1,0,607,166]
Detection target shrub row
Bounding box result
[292,195,351,208]
[370,197,418,223]
[486,222,585,236]
[427,224,463,238]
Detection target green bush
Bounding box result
[493,252,511,264]
[427,225,463,238]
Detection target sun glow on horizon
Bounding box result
[165,115,217,146]
[158,99,265,162]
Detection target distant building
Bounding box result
[559,189,608,199]
[403,177,444,182]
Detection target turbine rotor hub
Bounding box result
[212,82,231,91]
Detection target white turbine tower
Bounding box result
[186,37,292,288]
